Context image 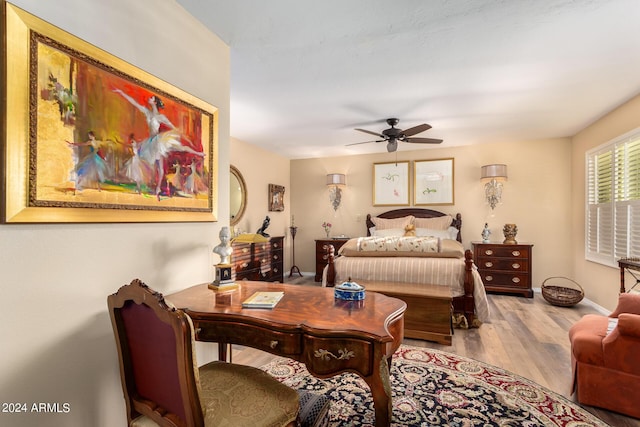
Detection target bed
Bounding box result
[324,208,489,328]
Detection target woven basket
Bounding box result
[541,277,584,307]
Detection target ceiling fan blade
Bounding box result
[404,137,443,144]
[345,139,385,146]
[402,123,432,137]
[355,128,386,138]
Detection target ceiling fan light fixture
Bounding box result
[351,118,442,153]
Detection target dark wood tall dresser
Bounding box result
[472,241,533,297]
[232,236,284,283]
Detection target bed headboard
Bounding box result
[365,208,462,242]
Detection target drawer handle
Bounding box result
[314,348,355,361]
[512,263,520,269]
[270,340,278,349]
[242,248,249,254]
[241,262,249,268]
[273,254,280,260]
[512,277,521,283]
[273,243,280,248]
[484,249,493,255]
[273,267,279,273]
[484,261,493,268]
[485,275,493,282]
[512,251,521,256]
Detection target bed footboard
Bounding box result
[452,250,476,327]
[323,245,477,326]
[325,244,337,287]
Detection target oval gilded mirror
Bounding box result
[230,165,247,226]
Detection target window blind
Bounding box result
[586,131,640,266]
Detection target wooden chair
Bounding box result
[108,279,301,427]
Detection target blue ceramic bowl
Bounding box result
[334,279,365,301]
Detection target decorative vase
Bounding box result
[503,223,518,244]
[325,229,330,238]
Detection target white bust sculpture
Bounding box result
[213,226,233,265]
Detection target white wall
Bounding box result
[0,1,230,426]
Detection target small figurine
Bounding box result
[211,226,235,288]
[213,226,233,265]
[481,223,491,243]
[257,216,271,237]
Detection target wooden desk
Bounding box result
[618,258,640,293]
[168,281,406,427]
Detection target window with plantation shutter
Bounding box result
[586,130,640,266]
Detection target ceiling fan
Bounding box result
[347,118,443,152]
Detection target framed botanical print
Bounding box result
[413,158,454,205]
[373,161,410,206]
[268,184,285,211]
[2,3,218,223]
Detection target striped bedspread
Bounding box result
[330,255,490,323]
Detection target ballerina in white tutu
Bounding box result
[113,88,204,198]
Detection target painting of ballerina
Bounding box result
[32,34,215,211]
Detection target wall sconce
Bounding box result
[326,173,346,211]
[481,164,507,209]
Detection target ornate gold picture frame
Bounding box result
[2,3,218,223]
[268,184,285,212]
[413,158,454,205]
[373,161,410,206]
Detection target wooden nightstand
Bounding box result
[314,239,348,282]
[472,241,533,297]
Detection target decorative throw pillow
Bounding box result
[609,293,640,318]
[370,215,414,230]
[413,215,453,230]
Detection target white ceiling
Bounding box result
[175,0,640,159]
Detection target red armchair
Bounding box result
[569,293,640,418]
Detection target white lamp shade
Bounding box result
[481,164,507,180]
[326,173,346,186]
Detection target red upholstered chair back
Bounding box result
[108,279,203,427]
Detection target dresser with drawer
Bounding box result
[232,236,284,283]
[472,242,533,297]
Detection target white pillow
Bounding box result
[447,226,459,240]
[416,226,459,240]
[371,228,405,237]
[415,228,450,239]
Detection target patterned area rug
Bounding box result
[260,345,609,426]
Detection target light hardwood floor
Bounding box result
[231,278,639,426]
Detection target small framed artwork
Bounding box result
[414,158,454,205]
[268,184,285,211]
[2,4,218,223]
[373,161,410,206]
